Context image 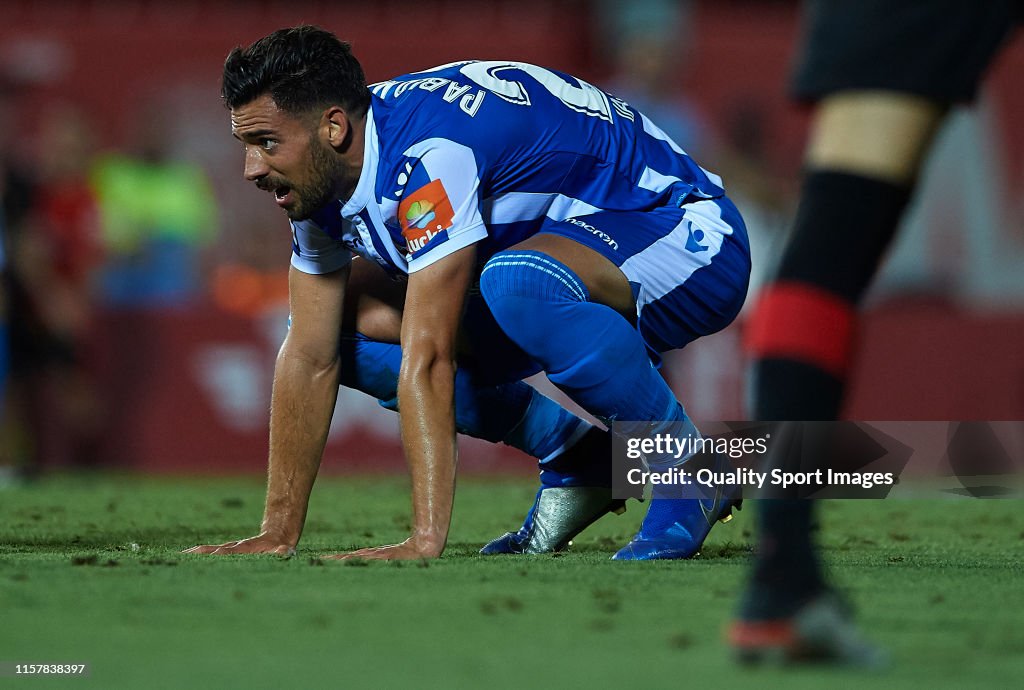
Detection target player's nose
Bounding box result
[243,146,269,182]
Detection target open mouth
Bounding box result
[274,185,292,206]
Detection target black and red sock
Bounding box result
[741,170,912,617]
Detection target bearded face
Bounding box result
[266,133,341,221]
[231,93,352,221]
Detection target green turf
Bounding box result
[1,474,1021,689]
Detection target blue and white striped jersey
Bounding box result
[289,60,727,277]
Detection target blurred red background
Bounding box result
[2,0,1022,474]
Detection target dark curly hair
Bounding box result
[222,25,371,118]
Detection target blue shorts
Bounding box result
[540,196,751,354]
[459,196,751,382]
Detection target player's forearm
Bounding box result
[261,345,341,545]
[397,355,458,556]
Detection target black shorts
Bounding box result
[791,0,1023,104]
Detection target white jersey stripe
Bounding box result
[482,192,603,225]
[638,167,682,193]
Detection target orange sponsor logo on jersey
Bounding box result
[398,179,455,254]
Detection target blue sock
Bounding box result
[338,333,593,480]
[479,251,694,447]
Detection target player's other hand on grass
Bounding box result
[183,533,297,556]
[324,535,443,561]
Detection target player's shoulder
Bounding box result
[368,61,543,154]
[370,61,488,128]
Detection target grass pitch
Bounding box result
[1,474,1022,689]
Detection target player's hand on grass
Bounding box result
[183,533,297,556]
[324,536,443,561]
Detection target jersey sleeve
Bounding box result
[396,138,487,273]
[289,219,353,275]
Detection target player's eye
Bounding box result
[259,138,278,151]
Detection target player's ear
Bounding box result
[323,106,350,150]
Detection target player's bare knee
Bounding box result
[806,91,948,183]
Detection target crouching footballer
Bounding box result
[187,26,750,561]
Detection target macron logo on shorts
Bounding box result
[399,179,455,254]
[566,217,618,250]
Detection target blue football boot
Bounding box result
[612,483,740,561]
